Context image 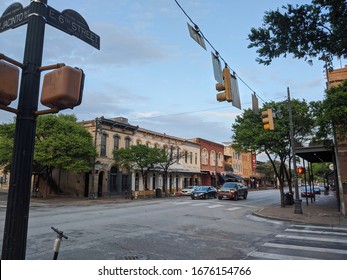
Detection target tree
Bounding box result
[156,146,186,195]
[114,144,166,191]
[231,100,315,206]
[0,114,96,191]
[248,0,347,66]
[313,80,347,141]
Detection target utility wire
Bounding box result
[174,0,266,104]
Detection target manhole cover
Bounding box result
[123,254,147,260]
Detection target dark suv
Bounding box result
[217,182,248,200]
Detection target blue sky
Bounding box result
[1,0,346,143]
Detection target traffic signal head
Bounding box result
[261,108,274,130]
[41,66,84,110]
[216,67,232,102]
[0,60,19,106]
[297,166,305,174]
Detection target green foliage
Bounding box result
[248,0,347,66]
[311,80,347,141]
[0,114,96,174]
[0,121,15,173]
[115,144,166,173]
[231,99,315,190]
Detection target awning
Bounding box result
[219,172,244,181]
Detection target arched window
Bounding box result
[210,150,216,166]
[113,134,120,150]
[201,149,208,165]
[217,152,223,167]
[125,137,131,148]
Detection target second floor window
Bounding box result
[100,133,107,157]
[114,135,120,151]
[125,137,131,149]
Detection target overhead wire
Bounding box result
[174,0,267,104]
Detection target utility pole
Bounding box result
[1,0,47,260]
[0,0,100,259]
[287,87,303,214]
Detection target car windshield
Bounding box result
[195,186,208,191]
[221,184,237,190]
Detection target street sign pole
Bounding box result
[1,0,47,259]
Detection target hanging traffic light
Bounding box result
[216,67,232,102]
[41,66,84,110]
[261,108,274,130]
[0,60,19,106]
[297,166,305,174]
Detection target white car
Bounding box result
[180,186,197,196]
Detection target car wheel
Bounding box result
[243,192,248,199]
[191,197,195,200]
[218,196,222,200]
[214,193,217,198]
[234,194,238,201]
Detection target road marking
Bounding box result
[191,203,210,206]
[172,201,192,205]
[285,228,347,236]
[248,251,318,260]
[276,234,347,243]
[264,242,347,255]
[225,207,242,211]
[291,224,347,232]
[207,204,224,209]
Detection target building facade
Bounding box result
[190,138,225,188]
[223,142,258,187]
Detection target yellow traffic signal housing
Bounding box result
[41,66,84,110]
[216,67,232,102]
[261,108,274,130]
[0,60,19,106]
[297,166,305,174]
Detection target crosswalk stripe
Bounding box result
[275,234,347,243]
[207,204,224,208]
[248,251,318,260]
[225,207,242,211]
[285,228,347,236]
[291,224,347,232]
[191,203,210,206]
[173,201,192,205]
[264,242,347,255]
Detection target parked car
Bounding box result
[181,186,197,196]
[300,186,315,198]
[191,186,217,199]
[217,182,248,200]
[313,186,321,194]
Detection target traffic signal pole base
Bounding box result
[294,199,303,214]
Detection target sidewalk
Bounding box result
[253,193,347,227]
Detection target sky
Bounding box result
[0,0,346,144]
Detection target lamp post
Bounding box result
[287,87,303,214]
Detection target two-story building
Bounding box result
[189,138,225,188]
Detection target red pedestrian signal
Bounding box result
[297,166,305,174]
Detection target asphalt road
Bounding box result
[0,189,289,260]
[2,189,346,260]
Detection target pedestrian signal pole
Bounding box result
[287,87,303,214]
